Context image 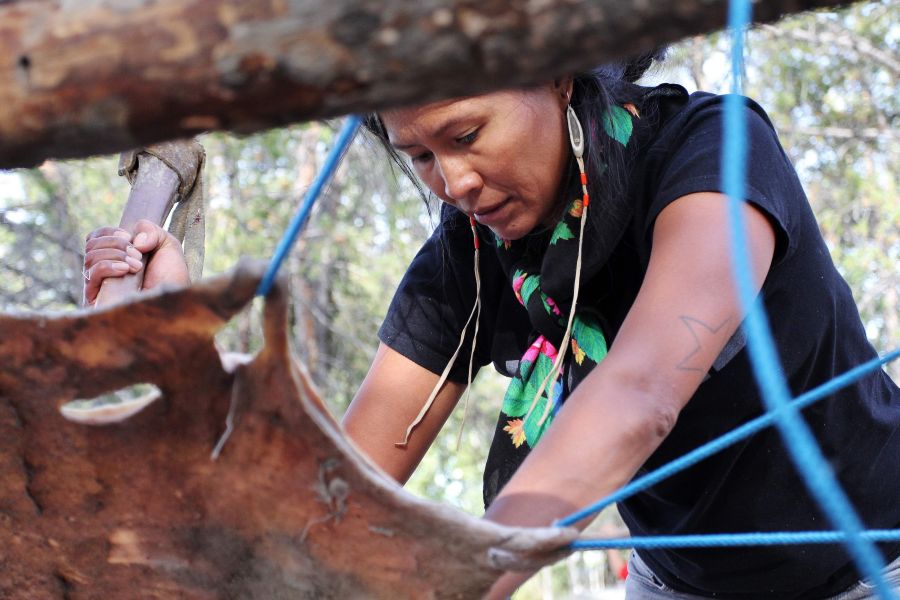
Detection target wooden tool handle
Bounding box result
[94,153,181,307]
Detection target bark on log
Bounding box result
[0,0,847,168]
[0,260,577,599]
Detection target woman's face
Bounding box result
[381,83,571,240]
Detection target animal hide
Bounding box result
[0,259,576,599]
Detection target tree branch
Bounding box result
[759,22,900,76]
[777,124,896,140]
[0,263,81,307]
[0,0,848,168]
[0,211,84,256]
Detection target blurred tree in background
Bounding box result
[0,2,895,597]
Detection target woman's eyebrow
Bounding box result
[429,116,469,139]
[391,116,470,150]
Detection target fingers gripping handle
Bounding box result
[93,153,181,307]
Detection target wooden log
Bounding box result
[0,0,846,168]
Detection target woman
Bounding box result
[84,53,900,598]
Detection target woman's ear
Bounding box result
[552,77,575,110]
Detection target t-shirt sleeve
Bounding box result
[645,96,799,265]
[378,205,497,383]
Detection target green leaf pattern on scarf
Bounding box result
[603,105,634,146]
[502,350,555,418]
[523,397,554,446]
[520,274,539,307]
[572,313,608,365]
[550,222,574,245]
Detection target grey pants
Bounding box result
[625,551,900,599]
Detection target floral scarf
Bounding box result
[481,102,641,506]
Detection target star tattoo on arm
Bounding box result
[675,315,734,373]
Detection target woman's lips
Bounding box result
[473,197,512,227]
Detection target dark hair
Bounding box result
[566,48,667,235]
[364,47,666,231]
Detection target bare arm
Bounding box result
[343,343,466,484]
[484,192,776,597]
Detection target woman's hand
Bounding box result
[83,219,190,306]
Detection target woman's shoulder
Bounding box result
[636,85,792,193]
[646,86,780,151]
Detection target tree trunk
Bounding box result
[0,0,846,168]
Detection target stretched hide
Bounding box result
[0,260,576,599]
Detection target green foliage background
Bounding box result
[0,3,896,597]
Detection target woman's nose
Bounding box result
[438,157,482,202]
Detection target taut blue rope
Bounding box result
[571,530,900,551]
[256,115,363,297]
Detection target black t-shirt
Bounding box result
[378,89,900,598]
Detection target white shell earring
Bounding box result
[566,104,585,160]
[530,102,593,427]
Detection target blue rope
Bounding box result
[557,349,899,526]
[572,530,900,551]
[720,0,894,595]
[256,115,363,297]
